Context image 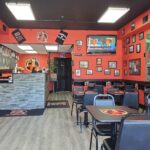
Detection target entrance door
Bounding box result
[55,58,72,91]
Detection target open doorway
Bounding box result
[55,58,72,91]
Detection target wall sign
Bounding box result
[37,31,48,43]
[55,30,68,45]
[11,29,26,44]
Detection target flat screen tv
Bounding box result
[87,35,117,54]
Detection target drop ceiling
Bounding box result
[2,44,73,54]
[0,0,150,30]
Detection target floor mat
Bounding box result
[46,100,70,108]
[0,109,44,117]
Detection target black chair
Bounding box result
[94,84,104,94]
[124,84,135,92]
[101,113,150,150]
[146,94,150,114]
[78,93,98,132]
[122,92,139,109]
[89,94,115,150]
[71,85,84,125]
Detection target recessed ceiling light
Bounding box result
[5,3,35,20]
[17,45,33,50]
[97,7,130,23]
[45,45,58,52]
[25,51,37,54]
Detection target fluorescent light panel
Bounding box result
[25,51,37,54]
[17,45,33,50]
[98,7,130,23]
[45,45,58,51]
[5,3,35,20]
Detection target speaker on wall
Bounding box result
[55,30,68,45]
[11,29,26,44]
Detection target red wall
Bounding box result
[119,9,150,82]
[0,29,123,80]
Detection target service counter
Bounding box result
[0,73,49,110]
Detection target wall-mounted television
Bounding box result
[87,35,117,54]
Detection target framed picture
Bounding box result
[75,69,81,76]
[87,69,93,75]
[114,69,120,76]
[132,35,136,43]
[124,70,128,76]
[126,37,130,44]
[130,22,135,31]
[142,15,148,24]
[108,61,117,69]
[104,69,111,75]
[79,61,88,68]
[129,45,134,53]
[139,32,144,40]
[76,40,83,46]
[129,59,141,75]
[136,44,141,53]
[96,58,102,65]
[96,66,103,72]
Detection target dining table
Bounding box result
[108,90,125,105]
[86,105,138,139]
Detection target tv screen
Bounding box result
[87,35,117,54]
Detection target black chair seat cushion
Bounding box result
[103,138,115,150]
[94,123,112,136]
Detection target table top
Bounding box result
[86,105,137,123]
[108,90,125,96]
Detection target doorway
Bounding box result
[55,58,72,91]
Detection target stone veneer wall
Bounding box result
[0,73,48,110]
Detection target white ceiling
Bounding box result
[2,44,73,54]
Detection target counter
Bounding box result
[0,73,48,110]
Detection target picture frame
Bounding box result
[124,70,128,76]
[96,66,103,72]
[129,45,134,53]
[126,37,130,44]
[139,32,144,40]
[142,15,148,24]
[104,69,111,75]
[79,61,88,68]
[96,58,102,65]
[136,44,141,53]
[114,69,120,76]
[130,22,135,31]
[87,69,93,75]
[132,35,136,43]
[75,69,81,76]
[76,40,83,46]
[129,59,141,75]
[108,61,117,69]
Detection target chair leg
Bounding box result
[76,103,79,125]
[89,128,94,150]
[71,101,75,116]
[96,134,98,150]
[80,116,82,133]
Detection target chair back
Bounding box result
[93,94,115,106]
[94,85,104,94]
[123,92,138,109]
[146,94,150,104]
[83,93,98,106]
[115,114,150,150]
